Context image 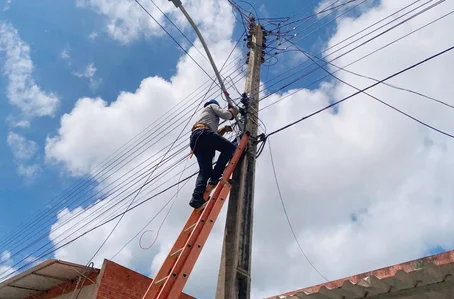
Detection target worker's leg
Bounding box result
[208,132,236,184]
[189,130,215,208]
[190,149,214,208]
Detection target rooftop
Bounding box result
[0,259,100,299]
[0,259,195,299]
[267,250,454,299]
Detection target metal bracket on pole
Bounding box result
[167,0,244,132]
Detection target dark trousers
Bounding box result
[189,129,236,200]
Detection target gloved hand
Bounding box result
[217,125,233,136]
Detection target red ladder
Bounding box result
[142,132,249,299]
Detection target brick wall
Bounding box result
[95,259,195,299]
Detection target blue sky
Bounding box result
[2,0,454,298]
[0,0,182,225]
[0,0,334,238]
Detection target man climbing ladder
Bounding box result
[142,131,249,299]
[189,99,239,209]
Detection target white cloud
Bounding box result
[72,63,102,91]
[88,32,98,40]
[45,0,454,298]
[5,115,31,128]
[14,120,30,128]
[7,132,41,179]
[3,0,11,11]
[76,0,169,44]
[0,251,15,283]
[0,22,59,117]
[0,266,15,283]
[1,251,11,263]
[7,132,38,160]
[60,49,70,60]
[17,164,41,179]
[76,0,234,44]
[315,0,375,17]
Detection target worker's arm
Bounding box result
[217,125,232,136]
[211,104,239,120]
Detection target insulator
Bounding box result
[247,41,252,49]
[261,57,265,64]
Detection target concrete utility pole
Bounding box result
[216,18,264,299]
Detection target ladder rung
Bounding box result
[154,275,170,286]
[221,178,232,188]
[184,223,197,233]
[171,248,184,258]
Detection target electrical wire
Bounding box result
[0,62,252,266]
[133,0,219,87]
[267,139,331,284]
[84,17,232,261]
[259,0,448,104]
[313,0,445,61]
[0,168,200,281]
[2,2,450,282]
[0,148,196,278]
[295,44,454,140]
[3,1,442,260]
[5,0,446,284]
[111,158,192,259]
[266,45,454,139]
[0,28,251,273]
[260,9,454,111]
[321,0,423,56]
[283,0,370,48]
[4,0,440,268]
[293,43,454,110]
[0,55,243,251]
[2,147,191,271]
[147,0,209,62]
[248,0,432,106]
[0,45,248,256]
[111,30,250,257]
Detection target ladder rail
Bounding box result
[167,184,233,298]
[147,210,201,294]
[143,133,249,299]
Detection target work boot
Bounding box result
[189,196,207,210]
